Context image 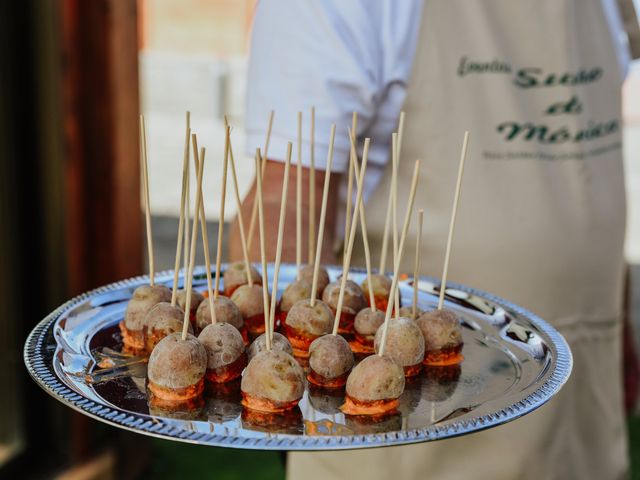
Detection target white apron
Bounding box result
[289,1,628,479]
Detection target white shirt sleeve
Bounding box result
[245,0,423,175]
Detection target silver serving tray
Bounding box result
[24,264,572,451]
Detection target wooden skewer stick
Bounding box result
[379,132,398,275]
[379,112,404,273]
[379,160,421,355]
[171,126,191,307]
[213,127,230,301]
[191,137,216,323]
[255,149,271,350]
[182,143,207,340]
[396,111,406,164]
[344,112,357,251]
[391,133,400,318]
[223,116,253,287]
[309,125,337,307]
[269,143,293,337]
[308,106,316,265]
[413,209,424,319]
[247,111,275,250]
[183,112,191,275]
[391,112,405,310]
[332,137,370,336]
[296,111,303,277]
[139,115,155,286]
[348,129,376,312]
[438,131,470,310]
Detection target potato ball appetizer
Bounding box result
[143,302,192,353]
[121,284,172,352]
[223,261,262,297]
[147,332,207,408]
[240,350,305,413]
[322,280,367,336]
[351,307,385,354]
[361,274,392,311]
[298,264,330,297]
[374,317,425,377]
[198,322,247,384]
[231,284,266,338]
[398,306,424,320]
[307,334,354,388]
[417,309,464,366]
[195,296,246,341]
[176,288,204,330]
[277,279,311,325]
[282,299,333,357]
[247,332,293,360]
[340,355,405,416]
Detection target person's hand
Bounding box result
[228,160,341,266]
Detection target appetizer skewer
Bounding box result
[342,159,420,416]
[121,115,171,353]
[417,132,469,366]
[194,127,247,340]
[306,133,371,386]
[282,126,337,358]
[349,129,385,354]
[146,141,209,408]
[398,210,425,319]
[241,147,305,413]
[197,129,247,384]
[321,131,368,337]
[143,122,196,353]
[231,151,270,338]
[278,114,313,323]
[246,110,275,252]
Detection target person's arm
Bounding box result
[230,0,421,265]
[228,160,341,264]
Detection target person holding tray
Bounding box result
[229,0,636,478]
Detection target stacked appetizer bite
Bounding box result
[281,125,337,358]
[241,145,305,415]
[147,130,209,409]
[341,154,421,417]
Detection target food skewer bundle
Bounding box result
[123,111,469,423]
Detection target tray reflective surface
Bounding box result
[24,264,572,450]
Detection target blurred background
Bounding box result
[0,0,639,478]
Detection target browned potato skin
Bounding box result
[124,284,172,331]
[354,308,385,337]
[346,354,405,402]
[398,306,424,321]
[286,300,333,336]
[361,274,391,300]
[322,280,367,315]
[196,296,244,332]
[241,350,305,403]
[223,262,262,294]
[279,279,312,312]
[298,264,330,296]
[198,322,245,369]
[148,332,207,389]
[231,284,264,319]
[374,317,425,367]
[247,332,293,360]
[176,289,204,317]
[308,334,354,379]
[416,309,463,351]
[144,302,192,334]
